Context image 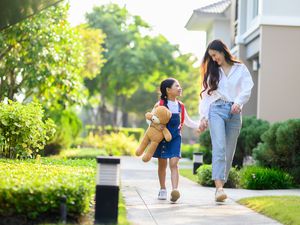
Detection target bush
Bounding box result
[0,101,56,159]
[85,132,138,156]
[253,119,300,183]
[239,166,294,189]
[199,116,269,168]
[44,110,82,155]
[198,131,212,164]
[0,159,95,219]
[85,125,144,141]
[196,164,239,188]
[181,144,200,159]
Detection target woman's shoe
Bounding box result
[215,188,227,202]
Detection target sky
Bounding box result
[68,0,210,63]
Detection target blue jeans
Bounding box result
[208,99,242,182]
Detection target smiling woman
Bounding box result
[0,0,63,30]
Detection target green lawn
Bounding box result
[179,168,198,183]
[238,196,300,225]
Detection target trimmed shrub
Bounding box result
[199,116,269,167]
[253,119,300,183]
[239,166,294,189]
[0,101,56,159]
[196,164,239,188]
[0,159,95,219]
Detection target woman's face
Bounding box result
[208,49,225,66]
[167,80,182,97]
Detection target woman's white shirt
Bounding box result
[199,63,254,120]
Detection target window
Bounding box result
[252,0,259,18]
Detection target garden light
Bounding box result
[193,152,203,174]
[95,156,120,224]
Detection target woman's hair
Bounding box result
[200,39,240,98]
[160,78,177,103]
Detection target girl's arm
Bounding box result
[184,108,199,129]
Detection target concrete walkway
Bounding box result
[120,156,300,225]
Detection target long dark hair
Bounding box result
[200,39,240,98]
[160,78,176,104]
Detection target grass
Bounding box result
[179,168,198,183]
[238,196,300,225]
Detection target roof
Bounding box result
[194,0,231,14]
[0,0,63,30]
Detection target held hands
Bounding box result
[198,118,208,133]
[231,103,241,114]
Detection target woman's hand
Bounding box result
[231,103,241,114]
[199,118,208,132]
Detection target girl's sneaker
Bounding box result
[158,189,167,200]
[170,189,180,202]
[215,188,227,202]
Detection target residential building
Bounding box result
[185,0,300,122]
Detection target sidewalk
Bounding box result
[120,156,300,225]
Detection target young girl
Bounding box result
[151,78,199,202]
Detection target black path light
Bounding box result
[95,156,120,224]
[193,152,203,174]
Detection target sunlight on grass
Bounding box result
[239,196,300,225]
[118,193,131,225]
[179,168,198,183]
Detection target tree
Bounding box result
[85,3,190,126]
[0,3,86,109]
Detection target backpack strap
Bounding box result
[178,101,185,129]
[159,99,165,106]
[160,99,185,130]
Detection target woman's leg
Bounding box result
[169,157,180,189]
[224,113,242,181]
[209,110,226,187]
[158,158,167,189]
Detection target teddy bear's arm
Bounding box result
[145,112,153,120]
[162,127,172,142]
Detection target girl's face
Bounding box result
[167,80,182,98]
[208,49,225,66]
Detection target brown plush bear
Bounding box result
[136,105,172,162]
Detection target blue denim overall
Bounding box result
[153,103,182,159]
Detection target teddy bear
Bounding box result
[135,105,172,162]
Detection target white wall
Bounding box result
[212,20,231,47]
[261,0,300,17]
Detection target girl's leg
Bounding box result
[169,157,180,202]
[169,157,180,189]
[158,158,167,189]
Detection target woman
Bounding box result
[199,39,254,202]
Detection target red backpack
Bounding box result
[159,99,185,129]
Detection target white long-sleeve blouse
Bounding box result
[199,63,254,120]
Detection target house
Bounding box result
[185,0,300,122]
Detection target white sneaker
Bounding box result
[215,188,227,202]
[158,189,167,200]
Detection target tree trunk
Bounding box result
[8,70,15,100]
[121,95,128,127]
[113,94,119,127]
